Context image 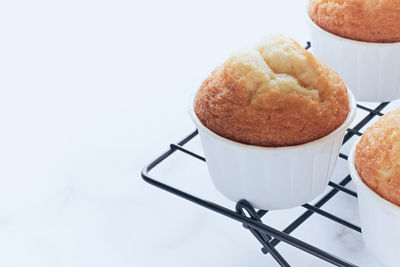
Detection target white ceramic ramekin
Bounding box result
[348,140,400,267]
[189,90,356,210]
[306,14,400,102]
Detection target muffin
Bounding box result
[194,35,350,147]
[308,0,400,43]
[355,107,400,206]
[349,108,400,267]
[190,34,356,210]
[306,0,400,102]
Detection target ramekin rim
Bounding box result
[305,13,400,46]
[189,88,356,152]
[348,139,400,213]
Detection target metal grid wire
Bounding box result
[141,42,390,267]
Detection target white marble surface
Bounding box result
[0,0,396,266]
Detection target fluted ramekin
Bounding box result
[306,14,400,102]
[348,140,400,267]
[189,90,356,210]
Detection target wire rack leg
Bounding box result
[236,200,290,267]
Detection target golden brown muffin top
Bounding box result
[355,108,400,206]
[194,35,350,147]
[308,0,400,43]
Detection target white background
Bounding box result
[0,0,391,266]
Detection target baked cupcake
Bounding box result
[348,107,400,267]
[308,0,400,43]
[194,35,350,147]
[306,0,400,102]
[190,35,356,210]
[355,108,400,205]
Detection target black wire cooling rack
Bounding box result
[141,43,390,267]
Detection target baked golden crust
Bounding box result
[194,35,350,147]
[355,108,400,206]
[308,0,400,43]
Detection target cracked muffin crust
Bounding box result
[308,0,400,43]
[194,35,350,147]
[355,108,400,206]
